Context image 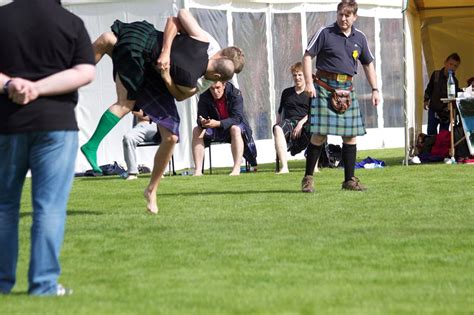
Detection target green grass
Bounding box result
[1,148,473,315]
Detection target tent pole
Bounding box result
[402,6,409,166]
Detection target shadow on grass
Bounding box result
[75,175,122,181]
[159,189,303,197]
[380,155,404,166]
[1,291,28,296]
[20,210,104,218]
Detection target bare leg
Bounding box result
[229,126,244,176]
[273,125,289,174]
[93,32,117,64]
[144,126,178,214]
[192,127,206,176]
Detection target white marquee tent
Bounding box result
[2,0,407,172]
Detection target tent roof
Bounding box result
[412,0,474,10]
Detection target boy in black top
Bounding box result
[273,62,310,174]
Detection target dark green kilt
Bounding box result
[111,20,158,100]
[309,78,366,137]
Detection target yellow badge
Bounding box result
[336,74,348,82]
[352,50,359,60]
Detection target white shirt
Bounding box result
[197,31,221,94]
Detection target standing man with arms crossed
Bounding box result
[0,0,95,295]
[301,0,379,193]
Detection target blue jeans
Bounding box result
[0,131,78,295]
[427,108,449,135]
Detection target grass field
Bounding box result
[1,148,473,315]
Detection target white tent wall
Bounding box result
[0,0,405,172]
[62,0,196,173]
[186,0,404,169]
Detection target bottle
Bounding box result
[447,70,456,99]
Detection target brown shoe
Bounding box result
[341,177,367,191]
[301,175,315,193]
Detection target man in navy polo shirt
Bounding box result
[301,0,380,193]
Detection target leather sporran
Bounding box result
[331,89,352,114]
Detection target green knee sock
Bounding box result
[81,109,120,173]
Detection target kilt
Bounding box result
[111,20,158,100]
[203,123,246,144]
[309,77,366,137]
[134,71,180,138]
[112,20,180,138]
[275,119,310,156]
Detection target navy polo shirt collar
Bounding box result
[333,22,355,38]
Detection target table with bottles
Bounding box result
[440,70,458,158]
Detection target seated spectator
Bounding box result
[192,81,257,176]
[273,62,310,174]
[122,110,157,180]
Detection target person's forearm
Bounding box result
[35,64,95,96]
[303,53,313,86]
[162,76,196,101]
[362,62,377,89]
[161,16,181,57]
[176,9,207,41]
[299,115,308,126]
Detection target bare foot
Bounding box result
[277,168,289,174]
[193,172,203,177]
[229,171,240,176]
[143,189,158,214]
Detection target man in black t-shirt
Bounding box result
[0,0,95,296]
[273,62,310,174]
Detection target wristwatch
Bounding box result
[3,79,11,96]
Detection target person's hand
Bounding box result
[156,49,171,71]
[8,78,39,105]
[156,52,170,70]
[292,122,303,139]
[132,109,143,117]
[423,100,430,110]
[304,83,316,98]
[199,116,219,128]
[371,90,380,107]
